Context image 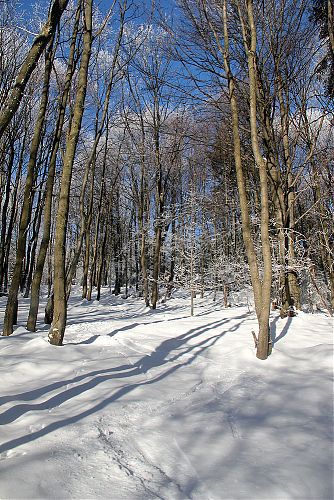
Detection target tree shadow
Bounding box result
[63,301,198,331]
[70,315,194,346]
[0,314,249,454]
[270,316,293,345]
[171,365,333,500]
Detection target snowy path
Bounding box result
[0,292,333,499]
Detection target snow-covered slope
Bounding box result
[0,291,333,499]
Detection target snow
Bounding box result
[0,290,333,500]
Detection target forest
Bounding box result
[0,1,333,498]
[0,0,333,354]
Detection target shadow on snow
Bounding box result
[0,314,248,454]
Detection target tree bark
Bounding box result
[151,96,164,310]
[218,0,272,359]
[48,0,93,346]
[245,0,272,359]
[276,73,300,314]
[2,37,55,336]
[23,178,47,298]
[27,4,81,331]
[0,0,69,139]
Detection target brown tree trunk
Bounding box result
[96,215,109,302]
[2,37,55,336]
[245,0,272,359]
[166,206,176,299]
[151,99,164,310]
[23,181,47,298]
[44,293,54,325]
[0,0,69,139]
[218,0,272,359]
[27,5,81,331]
[48,0,93,346]
[139,215,149,307]
[276,73,300,314]
[82,231,91,299]
[0,142,15,292]
[151,225,162,309]
[66,7,125,298]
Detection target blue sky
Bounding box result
[15,0,176,14]
[13,0,179,33]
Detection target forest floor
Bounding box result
[0,289,333,500]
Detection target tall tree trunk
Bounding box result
[0,0,69,139]
[48,0,93,346]
[151,96,164,310]
[82,231,91,299]
[139,213,149,306]
[217,0,271,359]
[112,213,123,296]
[166,205,176,299]
[65,147,96,299]
[258,77,286,309]
[23,182,47,298]
[27,5,81,331]
[2,37,55,336]
[0,143,15,292]
[0,129,27,293]
[65,4,125,296]
[245,0,272,358]
[151,225,162,309]
[86,144,109,301]
[276,74,300,314]
[96,211,110,302]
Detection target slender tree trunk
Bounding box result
[112,217,123,296]
[82,231,91,299]
[166,207,176,299]
[65,5,125,297]
[2,38,55,336]
[134,228,139,293]
[276,74,300,314]
[0,0,69,139]
[125,74,151,305]
[48,0,93,346]
[139,214,149,306]
[65,150,96,299]
[151,225,162,309]
[218,0,271,359]
[151,100,164,310]
[0,130,27,293]
[245,0,272,358]
[23,185,46,298]
[0,143,15,292]
[27,6,80,331]
[96,217,109,301]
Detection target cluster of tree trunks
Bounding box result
[0,0,333,359]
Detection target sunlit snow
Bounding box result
[0,290,333,499]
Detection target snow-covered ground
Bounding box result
[0,290,333,499]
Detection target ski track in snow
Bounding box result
[97,420,186,499]
[0,291,333,500]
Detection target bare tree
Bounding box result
[26,0,83,331]
[0,0,70,139]
[48,0,93,346]
[3,36,56,336]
